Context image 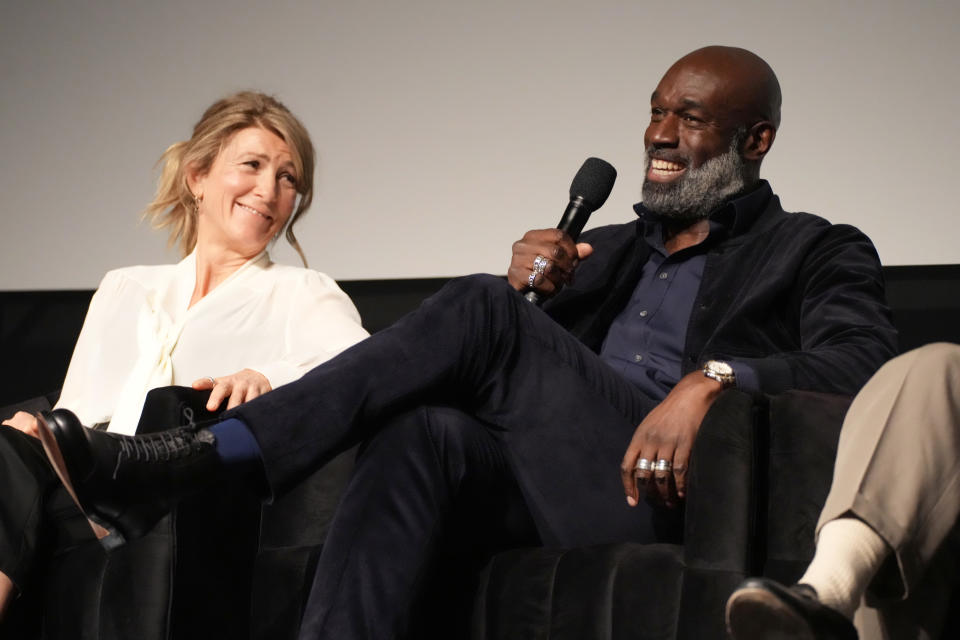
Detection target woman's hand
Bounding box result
[2,411,40,438]
[192,369,272,411]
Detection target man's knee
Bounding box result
[419,406,495,454]
[909,342,960,372]
[359,408,434,457]
[360,407,502,485]
[358,407,477,468]
[432,274,518,310]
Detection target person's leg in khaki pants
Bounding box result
[728,343,960,639]
[817,342,960,638]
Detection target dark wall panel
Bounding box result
[2,266,959,408]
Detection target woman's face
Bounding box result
[191,126,299,258]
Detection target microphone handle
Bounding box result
[525,196,590,305]
[557,196,589,239]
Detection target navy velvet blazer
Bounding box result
[543,181,898,396]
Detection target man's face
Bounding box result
[641,60,747,221]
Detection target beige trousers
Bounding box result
[818,343,960,639]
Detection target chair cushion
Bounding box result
[472,543,684,640]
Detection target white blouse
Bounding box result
[55,250,369,435]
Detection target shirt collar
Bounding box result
[633,180,773,241]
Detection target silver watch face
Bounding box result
[704,360,735,385]
[710,360,733,376]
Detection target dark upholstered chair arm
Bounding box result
[684,389,763,575]
[763,390,852,581]
[684,388,851,578]
[674,388,851,638]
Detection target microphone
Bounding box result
[525,157,617,304]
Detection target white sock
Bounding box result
[798,517,890,619]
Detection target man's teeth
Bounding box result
[238,204,269,219]
[651,159,684,171]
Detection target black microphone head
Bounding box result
[569,157,617,209]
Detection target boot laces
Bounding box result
[112,429,206,479]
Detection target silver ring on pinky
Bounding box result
[528,271,537,287]
[655,459,672,472]
[635,458,653,472]
[533,255,549,275]
[206,376,216,385]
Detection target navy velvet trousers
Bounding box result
[229,274,682,639]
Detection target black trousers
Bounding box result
[0,387,219,637]
[229,275,684,639]
[0,425,96,632]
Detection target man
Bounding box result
[726,343,960,640]
[40,46,897,638]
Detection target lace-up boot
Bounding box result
[38,408,223,547]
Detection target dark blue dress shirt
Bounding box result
[599,197,762,401]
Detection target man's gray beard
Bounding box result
[641,137,747,223]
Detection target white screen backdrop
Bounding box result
[2,0,957,290]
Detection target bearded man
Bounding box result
[42,46,897,639]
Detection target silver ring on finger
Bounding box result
[206,376,216,385]
[528,271,537,288]
[533,254,549,275]
[655,459,672,472]
[635,458,653,473]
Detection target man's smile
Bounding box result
[647,157,687,182]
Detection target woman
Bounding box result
[0,91,369,623]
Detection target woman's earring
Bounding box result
[194,193,203,212]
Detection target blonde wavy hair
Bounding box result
[143,91,315,265]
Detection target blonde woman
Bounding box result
[0,92,369,625]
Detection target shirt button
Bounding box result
[634,354,643,362]
[639,310,648,317]
[659,272,669,279]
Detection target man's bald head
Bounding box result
[667,45,782,130]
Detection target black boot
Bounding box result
[37,408,223,547]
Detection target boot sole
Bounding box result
[725,585,817,640]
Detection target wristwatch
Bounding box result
[702,360,736,387]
